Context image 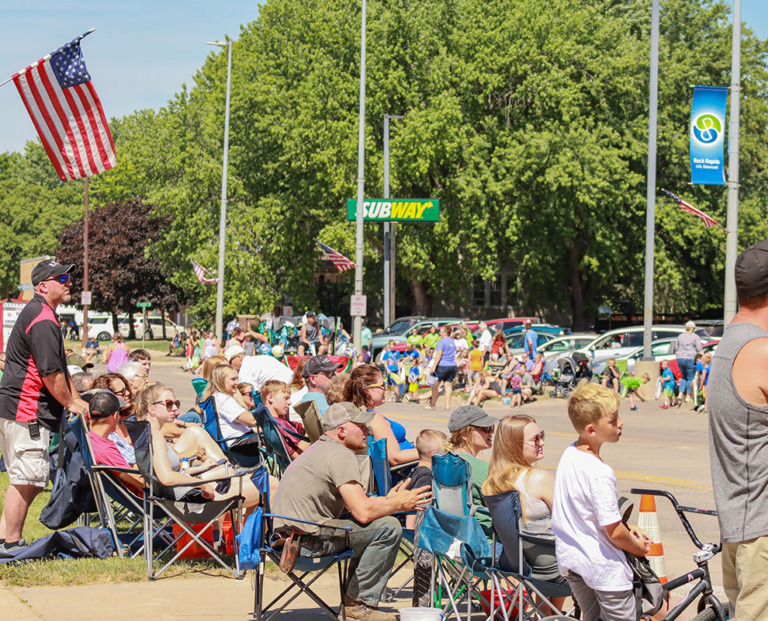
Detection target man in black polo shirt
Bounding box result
[0,260,88,556]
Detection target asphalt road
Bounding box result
[142,355,724,599]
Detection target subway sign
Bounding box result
[346,198,440,222]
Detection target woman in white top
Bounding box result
[483,414,565,607]
[201,364,262,456]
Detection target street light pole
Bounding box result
[207,39,233,348]
[642,0,659,360]
[353,0,367,349]
[724,0,741,324]
[383,113,403,328]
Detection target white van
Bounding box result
[118,316,182,340]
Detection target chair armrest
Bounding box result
[520,532,555,547]
[162,472,246,488]
[391,460,418,473]
[92,465,138,475]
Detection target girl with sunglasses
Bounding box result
[344,364,418,466]
[134,383,273,510]
[483,414,565,606]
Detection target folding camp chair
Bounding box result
[366,438,417,601]
[250,469,354,621]
[124,418,247,579]
[425,452,503,621]
[68,412,151,558]
[484,490,574,619]
[199,396,264,468]
[253,405,309,477]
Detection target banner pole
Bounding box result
[82,178,90,355]
[723,0,741,324]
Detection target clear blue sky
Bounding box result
[0,1,766,154]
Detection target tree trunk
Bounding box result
[570,245,587,331]
[409,279,432,316]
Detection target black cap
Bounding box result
[31,260,75,286]
[80,389,126,418]
[735,239,768,298]
[302,355,342,377]
[306,311,317,319]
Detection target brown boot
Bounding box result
[342,598,396,621]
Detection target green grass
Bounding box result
[0,471,244,586]
[64,339,172,354]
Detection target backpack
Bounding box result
[40,445,97,530]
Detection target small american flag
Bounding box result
[314,238,355,272]
[11,30,116,181]
[662,189,724,231]
[191,259,219,285]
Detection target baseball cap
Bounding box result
[224,345,246,362]
[66,354,94,370]
[306,311,317,319]
[302,355,342,378]
[735,239,768,298]
[80,389,126,418]
[321,402,374,431]
[448,405,500,432]
[31,260,75,286]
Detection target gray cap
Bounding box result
[735,239,768,298]
[322,402,374,431]
[448,405,499,432]
[80,389,126,418]
[303,355,342,378]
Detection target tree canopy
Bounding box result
[3,0,767,328]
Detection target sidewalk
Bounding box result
[1,570,413,620]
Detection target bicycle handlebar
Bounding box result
[630,488,720,553]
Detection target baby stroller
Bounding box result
[550,352,593,399]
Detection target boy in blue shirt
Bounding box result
[381,340,402,403]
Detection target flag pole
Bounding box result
[81,178,90,355]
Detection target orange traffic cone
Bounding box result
[637,494,668,584]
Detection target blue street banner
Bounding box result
[690,86,728,185]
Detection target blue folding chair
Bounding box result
[199,396,264,468]
[249,464,354,620]
[253,406,309,477]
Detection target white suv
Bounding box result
[119,317,182,339]
[574,325,710,367]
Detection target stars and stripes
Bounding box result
[11,30,116,181]
[661,189,724,231]
[191,259,219,285]
[313,238,355,272]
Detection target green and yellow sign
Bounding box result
[346,198,440,222]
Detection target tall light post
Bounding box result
[383,113,404,327]
[724,0,741,324]
[207,39,233,347]
[642,0,660,360]
[353,0,367,349]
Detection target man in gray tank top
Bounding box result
[709,239,768,620]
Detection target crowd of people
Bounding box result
[2,246,768,621]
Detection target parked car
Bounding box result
[668,339,720,380]
[572,324,710,367]
[119,316,182,340]
[484,317,541,333]
[506,331,558,355]
[370,317,464,359]
[538,333,598,359]
[87,315,118,341]
[373,316,426,337]
[592,338,678,376]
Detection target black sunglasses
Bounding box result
[45,273,71,284]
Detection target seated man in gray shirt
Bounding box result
[272,402,431,621]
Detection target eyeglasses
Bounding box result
[45,273,71,284]
[366,382,385,389]
[113,388,129,397]
[524,431,546,448]
[154,399,181,410]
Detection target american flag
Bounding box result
[662,189,724,230]
[314,239,355,272]
[11,30,116,182]
[190,259,219,285]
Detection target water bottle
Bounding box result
[180,457,190,472]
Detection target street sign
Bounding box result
[350,295,367,317]
[346,198,440,222]
[137,301,152,309]
[80,291,92,306]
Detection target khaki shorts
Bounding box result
[0,418,51,487]
[722,537,768,621]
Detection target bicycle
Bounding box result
[630,488,728,621]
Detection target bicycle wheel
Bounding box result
[691,608,718,621]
